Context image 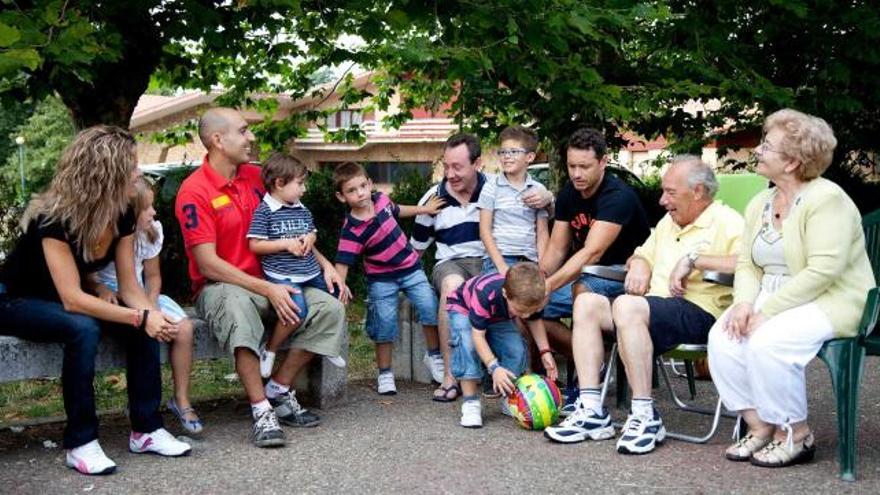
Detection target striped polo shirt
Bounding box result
[476,172,549,261]
[247,193,321,283]
[446,273,541,330]
[335,192,420,280]
[410,173,487,265]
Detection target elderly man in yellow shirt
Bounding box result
[544,155,743,454]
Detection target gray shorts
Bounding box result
[430,257,484,294]
[196,282,346,358]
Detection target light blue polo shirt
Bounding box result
[476,172,549,261]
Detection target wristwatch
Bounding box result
[686,250,700,267]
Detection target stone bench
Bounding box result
[0,314,348,409]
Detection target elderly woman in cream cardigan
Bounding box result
[707,109,874,468]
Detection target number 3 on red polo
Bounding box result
[181,204,198,229]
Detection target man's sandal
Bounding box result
[750,433,815,468]
[432,384,461,403]
[167,398,204,435]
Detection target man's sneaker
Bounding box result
[544,402,615,444]
[616,409,666,455]
[66,439,116,475]
[251,409,286,448]
[422,352,445,383]
[559,393,578,418]
[377,372,397,396]
[460,400,483,428]
[129,428,192,457]
[269,390,321,427]
[259,347,276,379]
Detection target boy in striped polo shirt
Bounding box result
[247,153,350,378]
[447,262,558,428]
[333,162,446,395]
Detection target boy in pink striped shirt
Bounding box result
[333,162,445,395]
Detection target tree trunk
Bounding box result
[53,6,164,129]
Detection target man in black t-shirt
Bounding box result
[538,128,650,414]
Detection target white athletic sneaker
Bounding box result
[377,372,397,395]
[422,352,445,383]
[259,348,276,379]
[129,428,192,457]
[460,400,483,428]
[66,439,116,475]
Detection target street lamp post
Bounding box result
[14,136,25,202]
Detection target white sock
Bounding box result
[631,397,654,418]
[578,388,603,415]
[265,379,289,399]
[251,399,272,419]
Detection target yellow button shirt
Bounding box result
[632,201,744,318]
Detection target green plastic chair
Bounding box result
[715,173,769,213]
[816,208,880,481]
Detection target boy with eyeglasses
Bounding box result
[478,125,550,276]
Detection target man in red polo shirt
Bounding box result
[175,107,346,448]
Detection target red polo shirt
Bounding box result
[175,156,265,294]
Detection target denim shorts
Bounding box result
[543,269,626,319]
[366,269,439,343]
[480,255,533,275]
[266,273,330,321]
[448,311,527,380]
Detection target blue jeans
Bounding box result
[0,295,163,448]
[543,270,626,319]
[481,255,533,275]
[266,273,330,321]
[366,269,438,343]
[448,311,527,380]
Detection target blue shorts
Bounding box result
[448,311,527,380]
[645,296,716,356]
[543,270,626,320]
[266,273,331,321]
[481,255,533,275]
[366,269,439,343]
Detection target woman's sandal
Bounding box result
[725,433,772,462]
[167,398,204,435]
[750,433,816,468]
[432,384,461,403]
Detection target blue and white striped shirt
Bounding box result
[247,193,321,283]
[410,173,487,266]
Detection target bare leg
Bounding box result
[169,319,197,419]
[267,320,299,353]
[571,293,614,389]
[460,379,480,397]
[272,347,315,387]
[544,320,573,359]
[740,409,774,439]
[422,324,440,351]
[235,348,266,403]
[376,342,393,370]
[612,295,653,399]
[435,275,464,394]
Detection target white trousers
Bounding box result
[707,292,834,426]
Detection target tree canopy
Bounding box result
[2,0,878,174]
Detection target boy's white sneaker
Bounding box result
[259,348,276,378]
[422,352,445,383]
[377,372,397,395]
[66,439,116,475]
[460,400,483,428]
[129,428,192,457]
[327,355,347,368]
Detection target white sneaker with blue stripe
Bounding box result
[616,409,666,455]
[544,400,615,444]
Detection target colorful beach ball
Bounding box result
[507,374,563,430]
